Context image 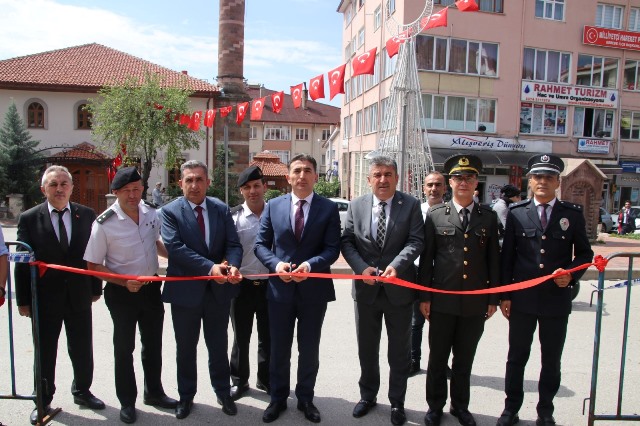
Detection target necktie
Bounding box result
[53,208,69,252]
[194,205,205,238]
[461,207,469,231]
[540,204,549,230]
[376,201,387,248]
[295,200,306,241]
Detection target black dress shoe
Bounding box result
[263,400,287,423]
[73,391,106,409]
[391,403,406,426]
[424,408,443,426]
[409,359,421,376]
[120,406,137,424]
[217,396,238,416]
[297,401,321,423]
[450,406,476,426]
[30,405,53,425]
[230,383,250,400]
[143,393,178,409]
[256,381,271,394]
[353,399,377,418]
[175,399,193,420]
[536,415,556,426]
[496,410,520,426]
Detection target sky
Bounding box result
[0,0,344,105]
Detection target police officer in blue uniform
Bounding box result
[496,155,593,426]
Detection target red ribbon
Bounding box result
[29,256,609,295]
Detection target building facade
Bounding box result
[336,0,640,212]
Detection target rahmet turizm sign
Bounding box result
[521,81,618,108]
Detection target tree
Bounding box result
[313,178,340,198]
[87,72,201,195]
[208,145,241,206]
[0,102,43,207]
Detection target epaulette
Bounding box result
[430,204,448,214]
[96,209,115,224]
[143,199,156,209]
[229,204,243,214]
[478,203,494,213]
[509,199,531,210]
[558,200,583,212]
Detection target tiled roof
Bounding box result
[250,151,289,177]
[0,43,219,96]
[49,142,110,160]
[246,86,340,125]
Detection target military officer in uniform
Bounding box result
[419,155,500,426]
[496,155,593,426]
[84,167,178,424]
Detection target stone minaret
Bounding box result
[217,0,246,94]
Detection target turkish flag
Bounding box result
[271,91,284,114]
[188,111,202,131]
[179,114,190,125]
[421,8,448,30]
[251,97,266,120]
[291,83,304,108]
[309,74,325,100]
[386,29,411,58]
[204,109,216,127]
[219,106,233,117]
[113,153,122,168]
[352,47,377,77]
[456,0,479,11]
[107,165,116,181]
[236,102,249,125]
[328,64,346,100]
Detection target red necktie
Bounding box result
[194,205,205,238]
[540,204,548,230]
[295,200,306,241]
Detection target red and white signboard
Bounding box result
[583,25,640,52]
[521,81,618,108]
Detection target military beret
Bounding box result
[111,166,142,190]
[444,154,482,175]
[237,165,263,188]
[501,184,520,198]
[527,154,564,175]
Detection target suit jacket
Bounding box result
[161,196,243,308]
[500,199,594,316]
[419,201,501,316]
[341,191,424,306]
[15,202,102,311]
[254,192,341,304]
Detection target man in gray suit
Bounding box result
[341,155,424,426]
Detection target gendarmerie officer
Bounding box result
[229,166,271,400]
[419,155,500,426]
[84,167,177,424]
[496,155,593,426]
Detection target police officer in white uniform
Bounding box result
[84,167,177,424]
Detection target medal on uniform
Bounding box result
[560,218,569,231]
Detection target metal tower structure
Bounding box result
[377,1,435,200]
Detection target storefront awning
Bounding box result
[429,148,539,168]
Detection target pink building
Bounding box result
[336,0,640,211]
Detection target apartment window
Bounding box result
[354,152,372,197]
[387,0,396,16]
[416,35,498,77]
[345,42,352,62]
[295,128,309,141]
[382,48,397,79]
[364,54,380,90]
[374,6,382,30]
[250,126,258,139]
[344,7,352,27]
[355,110,363,136]
[435,0,503,12]
[352,36,357,55]
[364,103,378,134]
[522,48,571,83]
[343,115,352,140]
[576,55,618,88]
[596,3,623,29]
[629,8,640,31]
[380,97,392,130]
[623,60,640,90]
[321,129,332,140]
[620,110,640,139]
[422,94,496,132]
[77,104,92,129]
[344,80,351,104]
[358,27,365,48]
[535,0,565,21]
[520,103,567,135]
[264,125,291,140]
[270,150,290,164]
[27,102,45,128]
[573,107,615,138]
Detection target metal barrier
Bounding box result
[0,242,60,425]
[585,252,640,425]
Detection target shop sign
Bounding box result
[521,81,618,108]
[583,25,640,52]
[428,133,552,152]
[577,138,610,154]
[620,162,640,173]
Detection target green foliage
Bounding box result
[264,189,283,201]
[86,72,201,194]
[612,233,640,240]
[207,145,241,206]
[0,102,43,207]
[314,178,340,198]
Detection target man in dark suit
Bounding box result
[341,155,424,426]
[496,155,593,426]
[419,155,500,426]
[255,154,341,424]
[161,160,243,420]
[618,200,636,235]
[15,165,105,425]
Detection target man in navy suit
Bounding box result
[255,154,341,423]
[161,160,243,420]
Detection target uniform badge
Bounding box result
[560,218,569,231]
